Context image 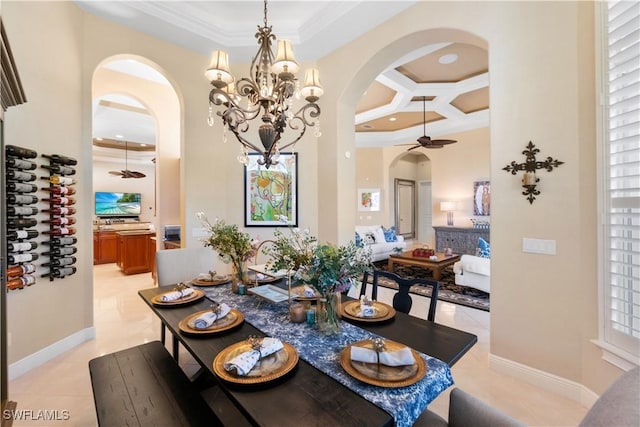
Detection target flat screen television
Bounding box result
[95,192,141,217]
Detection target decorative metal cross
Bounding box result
[503,141,564,204]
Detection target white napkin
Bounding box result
[161,287,194,302]
[303,286,316,297]
[223,337,284,376]
[192,303,231,329]
[350,346,414,367]
[359,295,375,317]
[197,272,227,281]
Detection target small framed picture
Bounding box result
[358,188,381,212]
[474,181,490,216]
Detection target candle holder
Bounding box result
[503,141,564,204]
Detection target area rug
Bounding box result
[370,262,490,312]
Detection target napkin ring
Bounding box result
[248,335,263,351]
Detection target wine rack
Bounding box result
[5,144,40,290]
[40,153,78,281]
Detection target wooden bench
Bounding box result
[89,341,221,427]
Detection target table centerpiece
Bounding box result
[196,212,259,292]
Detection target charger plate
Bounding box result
[291,285,321,301]
[340,300,396,323]
[192,275,231,286]
[247,271,280,284]
[178,309,244,335]
[213,341,298,385]
[151,289,205,306]
[340,339,426,388]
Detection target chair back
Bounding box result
[156,247,214,287]
[372,269,440,322]
[359,270,378,301]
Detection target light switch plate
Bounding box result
[522,238,556,255]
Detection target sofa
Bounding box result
[452,254,490,293]
[355,225,407,262]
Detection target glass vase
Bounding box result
[317,291,341,335]
[231,261,249,293]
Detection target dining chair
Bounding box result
[371,269,440,322]
[155,247,214,360]
[359,270,378,301]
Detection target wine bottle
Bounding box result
[42,246,77,256]
[7,194,38,205]
[6,170,37,182]
[42,216,76,225]
[43,175,76,186]
[6,158,37,170]
[6,145,37,159]
[42,154,77,166]
[42,206,76,215]
[42,256,76,267]
[41,164,76,176]
[48,266,77,278]
[7,206,38,216]
[45,236,77,246]
[7,274,36,288]
[7,242,38,252]
[6,263,36,278]
[7,229,39,240]
[42,196,76,205]
[6,182,38,193]
[41,186,75,195]
[7,218,38,229]
[7,252,39,264]
[42,227,76,236]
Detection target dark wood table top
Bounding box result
[138,286,477,426]
[390,251,461,266]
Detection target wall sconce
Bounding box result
[440,201,457,226]
[503,141,564,204]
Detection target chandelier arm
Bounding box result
[226,125,265,154]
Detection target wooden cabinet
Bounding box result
[93,231,117,265]
[116,231,155,275]
[433,226,490,256]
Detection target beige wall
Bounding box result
[318,1,616,394]
[3,2,91,363]
[2,0,621,397]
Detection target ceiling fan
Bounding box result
[109,140,146,178]
[400,97,457,151]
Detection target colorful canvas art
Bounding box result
[244,153,298,227]
[358,188,381,211]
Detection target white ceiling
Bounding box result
[84,0,489,157]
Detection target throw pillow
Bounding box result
[373,227,387,245]
[354,232,364,248]
[364,232,377,245]
[477,237,491,258]
[382,226,398,242]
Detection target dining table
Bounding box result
[138,281,477,427]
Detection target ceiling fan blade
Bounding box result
[431,139,457,145]
[130,171,146,178]
[407,145,422,151]
[396,143,419,146]
[109,171,123,176]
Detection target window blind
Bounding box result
[603,0,640,356]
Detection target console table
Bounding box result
[433,226,490,255]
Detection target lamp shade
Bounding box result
[300,68,323,101]
[272,40,299,75]
[440,201,457,212]
[205,50,233,85]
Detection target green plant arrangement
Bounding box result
[196,212,257,284]
[263,227,318,274]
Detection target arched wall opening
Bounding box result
[91,55,182,247]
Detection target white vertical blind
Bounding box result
[603,0,640,356]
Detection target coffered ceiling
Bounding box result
[81,1,488,155]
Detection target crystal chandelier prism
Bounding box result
[205,0,322,168]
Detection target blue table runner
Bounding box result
[204,287,453,427]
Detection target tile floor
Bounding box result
[7,263,589,426]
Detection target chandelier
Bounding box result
[205,0,323,168]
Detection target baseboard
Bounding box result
[8,327,96,381]
[488,353,599,408]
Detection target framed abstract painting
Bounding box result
[473,181,490,216]
[244,153,298,227]
[357,188,381,211]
